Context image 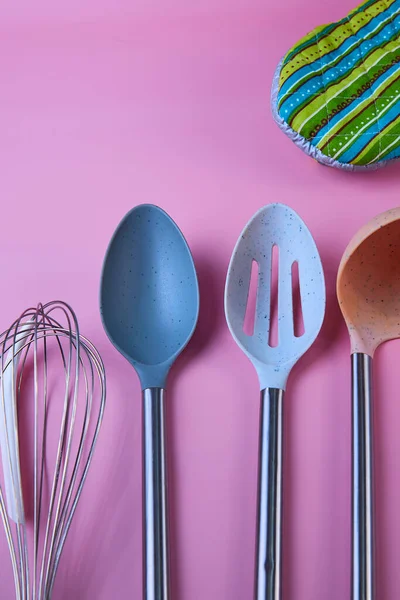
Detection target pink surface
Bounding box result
[0,1,400,598]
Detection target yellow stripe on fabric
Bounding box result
[292,43,399,136]
[283,25,330,63]
[349,0,382,18]
[279,0,396,88]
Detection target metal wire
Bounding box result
[0,301,106,600]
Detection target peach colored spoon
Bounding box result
[337,207,400,600]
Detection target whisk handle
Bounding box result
[352,353,375,600]
[142,387,170,600]
[255,388,284,600]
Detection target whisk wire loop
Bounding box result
[0,301,106,600]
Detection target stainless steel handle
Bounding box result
[255,388,284,600]
[352,353,374,600]
[143,388,170,600]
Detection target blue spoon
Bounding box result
[100,204,199,600]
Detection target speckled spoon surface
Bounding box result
[337,207,400,600]
[225,204,325,600]
[100,204,199,600]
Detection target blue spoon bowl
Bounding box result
[100,204,199,600]
[100,204,199,389]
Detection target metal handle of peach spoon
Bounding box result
[352,353,375,600]
[255,388,284,600]
[143,388,170,600]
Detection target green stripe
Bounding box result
[352,111,400,164]
[278,4,399,107]
[319,71,400,151]
[279,0,396,87]
[316,68,400,145]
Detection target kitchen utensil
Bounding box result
[100,204,199,600]
[225,203,325,600]
[0,301,106,600]
[337,207,400,600]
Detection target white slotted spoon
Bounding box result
[224,203,326,600]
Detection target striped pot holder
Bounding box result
[272,0,400,170]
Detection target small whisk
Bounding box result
[0,301,106,600]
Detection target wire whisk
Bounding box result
[0,301,106,600]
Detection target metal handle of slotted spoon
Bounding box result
[143,388,170,600]
[255,388,284,600]
[352,353,375,600]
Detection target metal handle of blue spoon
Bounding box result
[143,388,170,600]
[255,388,284,600]
[352,353,375,600]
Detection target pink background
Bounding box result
[0,0,400,598]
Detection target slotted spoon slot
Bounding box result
[268,244,279,348]
[243,260,259,337]
[291,261,305,338]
